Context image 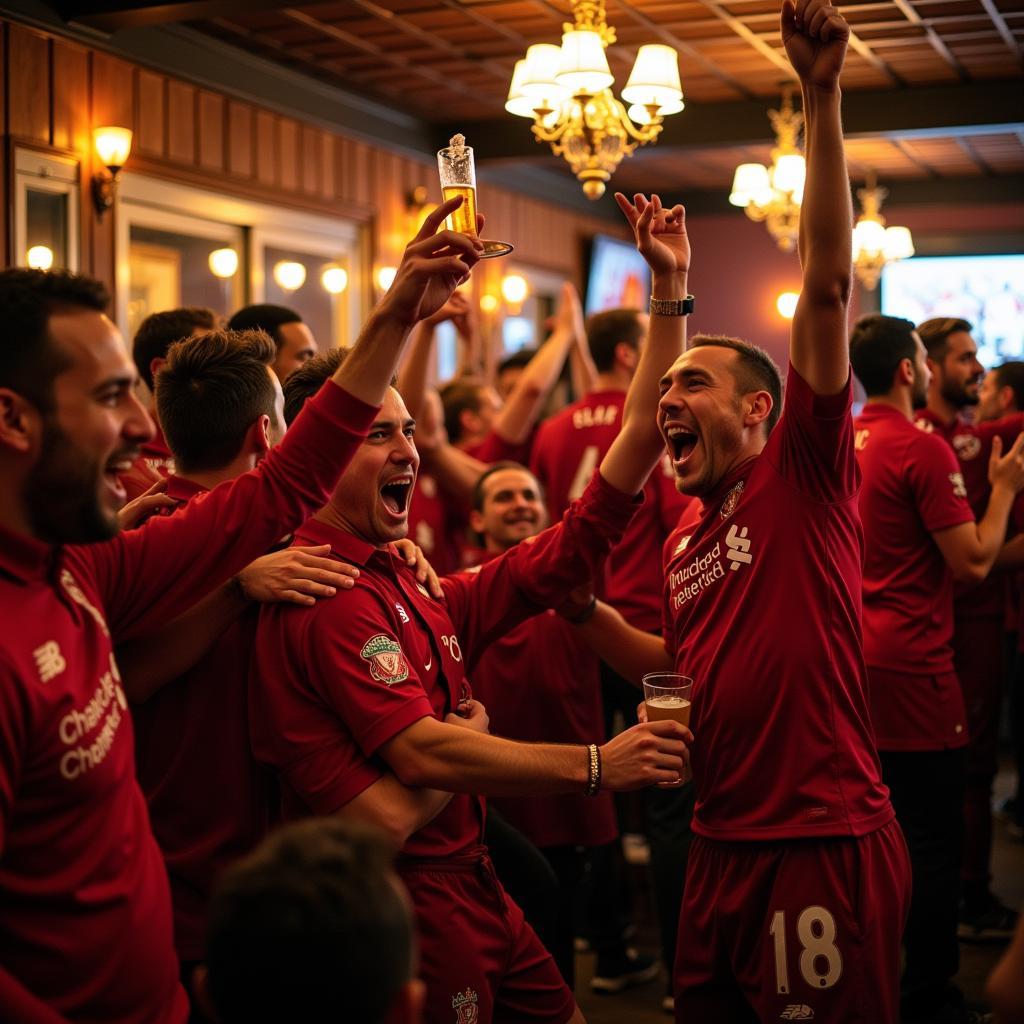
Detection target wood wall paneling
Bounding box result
[300,124,319,195]
[91,52,134,134]
[0,22,6,261]
[318,130,333,201]
[227,100,254,179]
[8,25,50,142]
[255,109,277,186]
[166,81,196,165]
[135,70,166,158]
[52,40,90,154]
[198,90,224,172]
[278,119,298,192]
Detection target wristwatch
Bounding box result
[650,295,695,316]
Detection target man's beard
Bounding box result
[941,375,979,409]
[24,417,120,544]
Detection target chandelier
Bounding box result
[728,89,805,252]
[504,0,684,199]
[852,171,915,290]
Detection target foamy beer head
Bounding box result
[642,672,693,728]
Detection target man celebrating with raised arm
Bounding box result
[250,195,691,1024]
[0,197,479,1024]
[650,3,909,1021]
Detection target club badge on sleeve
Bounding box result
[452,988,479,1024]
[360,634,410,685]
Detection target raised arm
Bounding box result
[601,193,690,495]
[397,292,472,420]
[784,0,853,395]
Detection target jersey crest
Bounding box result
[452,988,479,1024]
[720,480,745,519]
[953,434,982,461]
[360,635,410,685]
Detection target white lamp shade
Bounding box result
[273,260,307,291]
[883,225,915,261]
[93,126,133,169]
[771,153,806,196]
[852,217,887,258]
[506,60,539,117]
[376,266,397,292]
[208,248,238,279]
[501,274,529,305]
[556,31,613,94]
[730,163,770,206]
[621,45,682,108]
[521,45,569,104]
[321,266,349,294]
[627,96,684,125]
[27,245,54,270]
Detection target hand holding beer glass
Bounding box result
[437,134,514,258]
[642,672,692,786]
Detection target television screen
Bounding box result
[881,254,1024,368]
[585,234,651,315]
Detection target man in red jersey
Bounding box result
[249,193,692,1024]
[917,316,1024,942]
[0,199,481,1023]
[851,313,1024,1024]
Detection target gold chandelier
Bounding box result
[729,89,805,252]
[852,171,915,290]
[505,0,684,199]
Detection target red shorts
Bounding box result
[674,820,910,1024]
[397,848,576,1024]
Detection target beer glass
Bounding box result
[437,134,513,258]
[642,672,693,785]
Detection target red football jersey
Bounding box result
[662,366,893,842]
[465,430,531,466]
[532,390,691,632]
[250,471,639,859]
[0,380,377,1021]
[465,550,616,849]
[407,472,463,577]
[120,424,177,503]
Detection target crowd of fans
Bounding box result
[1,2,1023,1023]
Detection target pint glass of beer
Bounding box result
[642,672,693,785]
[437,134,513,258]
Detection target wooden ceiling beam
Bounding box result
[975,0,1024,65]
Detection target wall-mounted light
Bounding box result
[776,291,799,320]
[27,245,54,270]
[92,126,133,217]
[208,248,239,279]
[479,294,500,314]
[376,266,397,292]
[321,265,349,295]
[273,260,307,292]
[501,273,529,315]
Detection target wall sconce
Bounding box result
[776,291,799,319]
[479,294,500,315]
[501,273,529,315]
[376,266,397,293]
[273,260,307,292]
[321,265,349,295]
[92,126,133,217]
[208,248,239,279]
[27,245,54,270]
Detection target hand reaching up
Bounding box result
[614,192,689,278]
[781,0,850,91]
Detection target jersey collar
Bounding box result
[164,475,208,503]
[294,516,385,569]
[0,522,54,583]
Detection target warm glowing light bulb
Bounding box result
[321,266,349,295]
[273,260,307,291]
[501,274,529,306]
[776,291,799,319]
[376,266,397,292]
[93,126,133,169]
[27,245,54,270]
[480,294,500,314]
[208,248,238,279]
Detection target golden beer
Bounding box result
[441,185,478,237]
[645,695,691,728]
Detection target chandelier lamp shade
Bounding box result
[852,172,915,290]
[505,0,684,199]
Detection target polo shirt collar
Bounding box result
[0,521,54,582]
[165,476,207,503]
[295,516,387,569]
[860,402,908,423]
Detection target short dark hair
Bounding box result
[440,378,486,443]
[0,268,108,412]
[498,349,534,377]
[283,348,348,426]
[689,334,784,434]
[228,304,303,354]
[156,329,277,473]
[993,361,1024,412]
[917,317,972,362]
[205,819,413,1024]
[586,308,644,373]
[133,307,217,391]
[849,314,918,397]
[471,460,543,512]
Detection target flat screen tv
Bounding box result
[585,234,651,315]
[881,254,1024,368]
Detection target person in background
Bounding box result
[228,303,318,383]
[195,818,424,1024]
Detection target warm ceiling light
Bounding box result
[376,266,397,292]
[321,266,349,295]
[776,291,799,319]
[507,0,683,199]
[208,248,239,279]
[729,90,805,252]
[480,293,500,314]
[852,172,915,290]
[27,245,54,270]
[91,126,133,217]
[501,274,529,306]
[273,260,307,291]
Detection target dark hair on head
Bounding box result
[993,361,1024,412]
[498,349,534,376]
[849,314,918,397]
[471,460,544,513]
[283,348,348,426]
[228,304,303,353]
[206,818,413,1024]
[689,334,784,435]
[439,378,487,443]
[133,307,217,391]
[0,268,109,412]
[917,317,972,362]
[156,328,277,474]
[586,308,644,373]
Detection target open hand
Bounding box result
[117,477,177,530]
[392,538,444,598]
[781,0,850,90]
[614,193,689,277]
[236,545,359,606]
[988,432,1024,495]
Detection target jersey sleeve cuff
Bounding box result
[360,697,436,758]
[786,362,853,419]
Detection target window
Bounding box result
[14,149,80,272]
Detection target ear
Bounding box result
[149,356,166,385]
[896,357,914,388]
[459,407,479,436]
[191,965,220,1023]
[616,341,638,371]
[742,390,773,429]
[255,414,272,455]
[1000,385,1016,414]
[0,388,42,456]
[468,508,486,535]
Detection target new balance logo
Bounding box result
[780,1006,814,1021]
[725,524,753,571]
[33,641,66,683]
